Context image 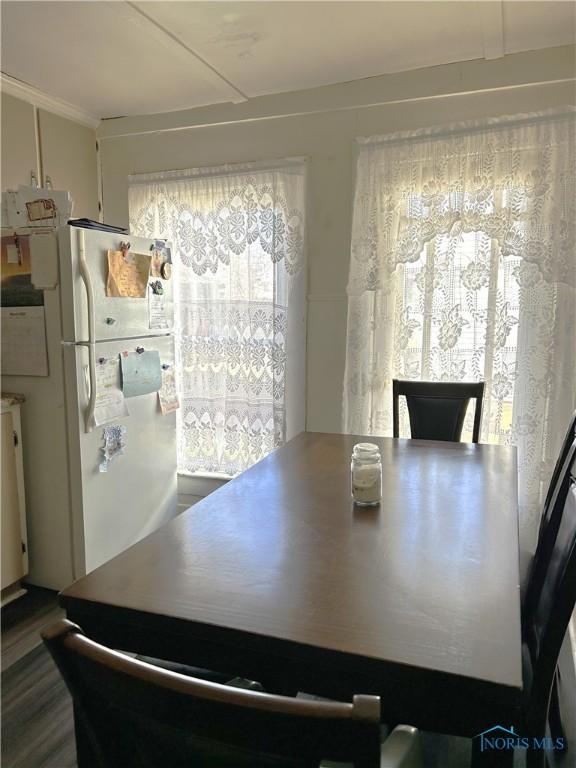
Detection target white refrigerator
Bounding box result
[1,223,178,590]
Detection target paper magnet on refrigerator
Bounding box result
[99,425,127,473]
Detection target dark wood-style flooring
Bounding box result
[2,588,75,768]
[2,642,76,768]
[2,587,65,669]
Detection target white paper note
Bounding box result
[1,306,48,376]
[148,287,169,330]
[94,356,129,426]
[158,367,179,415]
[6,244,20,264]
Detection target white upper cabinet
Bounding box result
[0,93,38,190]
[0,93,99,221]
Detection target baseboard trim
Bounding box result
[1,585,27,608]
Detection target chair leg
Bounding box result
[548,670,567,751]
[526,746,546,768]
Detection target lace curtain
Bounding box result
[344,110,575,551]
[129,160,306,476]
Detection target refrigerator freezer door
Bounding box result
[58,225,174,342]
[63,336,178,578]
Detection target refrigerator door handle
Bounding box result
[78,229,97,433]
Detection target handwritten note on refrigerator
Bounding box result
[106,250,151,298]
[148,286,169,330]
[94,357,129,426]
[120,350,162,398]
[158,367,179,415]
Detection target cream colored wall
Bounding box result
[37,109,99,219]
[98,46,576,434]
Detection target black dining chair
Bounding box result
[392,380,485,443]
[520,449,576,768]
[470,446,576,768]
[538,411,576,544]
[521,433,576,753]
[520,414,576,593]
[42,619,423,768]
[523,438,576,620]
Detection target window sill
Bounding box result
[177,472,230,502]
[178,470,234,481]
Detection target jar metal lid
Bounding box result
[353,442,380,455]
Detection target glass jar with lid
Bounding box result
[351,443,382,507]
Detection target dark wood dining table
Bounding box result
[61,432,522,761]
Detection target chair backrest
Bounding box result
[522,461,576,736]
[523,439,576,630]
[392,380,485,443]
[42,620,382,768]
[538,411,576,542]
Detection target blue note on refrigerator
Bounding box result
[120,350,162,398]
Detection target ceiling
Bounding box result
[1,1,574,120]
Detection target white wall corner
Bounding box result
[1,73,100,130]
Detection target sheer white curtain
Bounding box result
[129,159,306,476]
[344,109,575,551]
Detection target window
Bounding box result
[394,192,521,443]
[344,111,575,551]
[129,160,306,476]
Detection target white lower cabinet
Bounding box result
[1,396,29,603]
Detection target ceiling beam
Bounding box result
[478,0,505,60]
[121,1,248,104]
[97,46,576,140]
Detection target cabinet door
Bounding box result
[1,411,25,589]
[0,93,39,190]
